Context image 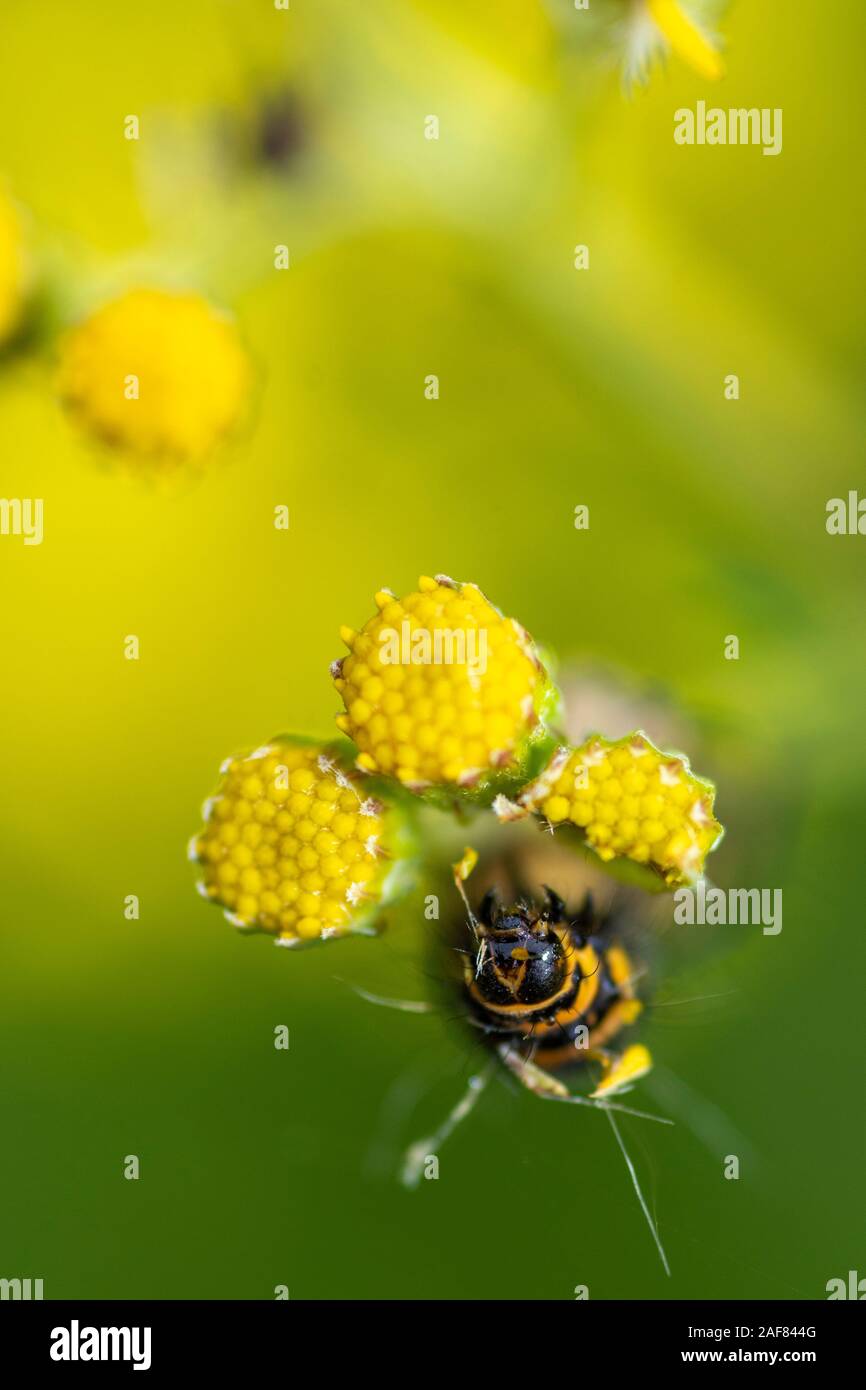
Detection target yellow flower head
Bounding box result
[0,186,25,347]
[57,288,250,463]
[333,574,556,796]
[191,739,407,946]
[500,731,722,887]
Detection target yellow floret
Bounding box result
[191,739,404,945]
[506,732,722,887]
[647,0,725,83]
[0,186,25,346]
[332,574,555,795]
[57,288,250,463]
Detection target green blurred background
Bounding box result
[1,0,864,1299]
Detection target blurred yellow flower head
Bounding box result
[57,287,250,464]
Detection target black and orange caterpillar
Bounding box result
[447,847,651,1100]
[462,885,646,1085]
[401,850,669,1272]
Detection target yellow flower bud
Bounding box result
[191,739,410,946]
[501,732,722,887]
[332,574,557,798]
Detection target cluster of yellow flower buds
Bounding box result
[192,575,723,945]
